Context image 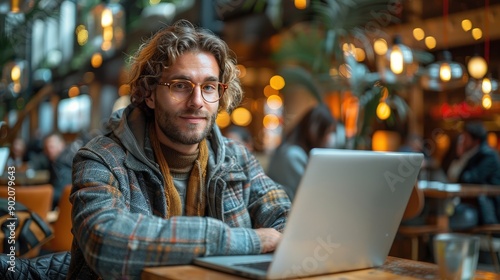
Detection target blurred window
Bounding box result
[57,95,91,133]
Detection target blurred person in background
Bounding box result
[398,133,447,182]
[43,132,72,209]
[27,129,51,170]
[447,122,500,228]
[267,104,336,201]
[68,20,290,279]
[44,131,92,209]
[447,122,500,185]
[6,138,30,172]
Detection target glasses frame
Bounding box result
[158,79,228,103]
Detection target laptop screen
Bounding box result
[0,147,10,177]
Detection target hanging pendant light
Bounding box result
[478,0,499,109]
[466,76,499,104]
[421,0,468,91]
[481,77,497,110]
[467,56,488,80]
[377,36,418,85]
[90,1,125,54]
[421,51,468,91]
[1,59,29,98]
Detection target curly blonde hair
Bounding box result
[128,20,243,116]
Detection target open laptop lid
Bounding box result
[0,147,9,176]
[266,148,423,279]
[195,149,424,279]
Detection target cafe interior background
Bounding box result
[1,0,500,159]
[1,0,500,264]
[1,0,500,180]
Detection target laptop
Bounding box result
[194,148,424,279]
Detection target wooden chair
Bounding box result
[43,184,73,252]
[396,184,442,260]
[0,184,54,257]
[0,184,54,222]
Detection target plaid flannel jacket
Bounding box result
[67,106,291,279]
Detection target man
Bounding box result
[68,20,291,279]
[43,132,72,209]
[447,122,500,228]
[447,122,500,185]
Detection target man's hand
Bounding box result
[254,228,282,253]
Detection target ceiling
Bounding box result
[161,1,500,68]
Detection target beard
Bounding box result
[154,107,217,145]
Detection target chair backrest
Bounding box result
[0,184,53,221]
[402,183,425,221]
[44,184,73,252]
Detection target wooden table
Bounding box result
[141,256,499,279]
[419,181,500,231]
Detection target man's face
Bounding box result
[146,51,220,152]
[44,136,65,162]
[462,132,479,152]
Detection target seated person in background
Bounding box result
[7,138,30,172]
[44,132,93,209]
[68,20,291,279]
[43,132,75,209]
[27,129,51,170]
[399,134,447,182]
[267,104,336,201]
[447,121,500,228]
[224,124,254,152]
[447,122,500,185]
[6,137,48,173]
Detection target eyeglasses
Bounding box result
[158,79,228,103]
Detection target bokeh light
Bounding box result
[461,19,472,32]
[216,111,231,128]
[266,95,283,110]
[263,114,280,130]
[270,75,285,90]
[374,38,388,55]
[412,28,425,41]
[231,107,252,126]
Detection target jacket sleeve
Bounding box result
[235,144,291,233]
[70,144,261,279]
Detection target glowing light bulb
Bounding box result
[390,48,403,75]
[482,78,492,94]
[482,94,492,109]
[376,102,391,120]
[101,7,113,27]
[467,56,488,79]
[439,63,451,82]
[11,65,21,82]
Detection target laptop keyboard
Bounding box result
[235,261,271,271]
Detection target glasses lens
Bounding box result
[169,81,193,101]
[201,82,222,102]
